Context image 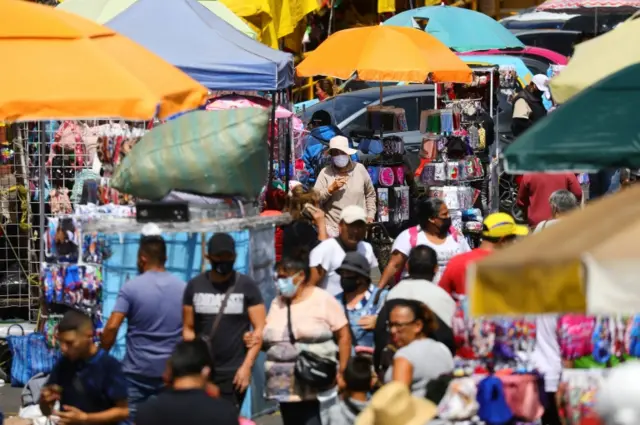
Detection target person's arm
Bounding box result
[314,169,332,203]
[391,357,414,388]
[307,242,328,287]
[567,174,583,203]
[40,362,62,417]
[361,165,377,221]
[55,400,129,425]
[101,312,125,351]
[182,281,196,341]
[335,325,352,376]
[377,230,411,289]
[101,285,130,350]
[517,176,530,210]
[378,252,407,289]
[234,282,267,392]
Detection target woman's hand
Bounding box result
[328,178,346,194]
[310,206,325,225]
[358,315,377,330]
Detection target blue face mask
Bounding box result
[277,273,301,298]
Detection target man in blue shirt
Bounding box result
[101,235,186,421]
[40,310,129,424]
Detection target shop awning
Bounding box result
[505,62,640,173]
[107,0,294,91]
[467,184,640,316]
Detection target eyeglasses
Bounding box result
[386,320,416,331]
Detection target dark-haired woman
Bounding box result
[261,256,351,425]
[378,198,470,288]
[384,300,454,397]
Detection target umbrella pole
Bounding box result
[379,82,384,137]
[594,7,598,34]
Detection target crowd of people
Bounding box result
[26,128,615,425]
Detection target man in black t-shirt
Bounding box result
[137,340,238,425]
[183,233,266,410]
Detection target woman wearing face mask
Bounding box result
[336,252,388,352]
[314,135,376,237]
[378,198,470,288]
[261,253,352,425]
[384,300,454,396]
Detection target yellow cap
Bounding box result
[482,212,529,238]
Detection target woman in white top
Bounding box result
[378,198,470,287]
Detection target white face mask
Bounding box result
[332,154,349,168]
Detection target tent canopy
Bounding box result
[107,0,293,91]
[468,184,640,316]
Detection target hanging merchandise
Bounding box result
[42,263,102,313]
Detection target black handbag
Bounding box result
[367,223,393,274]
[286,302,337,390]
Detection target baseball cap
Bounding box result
[207,233,236,255]
[337,252,371,280]
[340,205,367,224]
[532,74,551,100]
[482,212,529,239]
[329,135,357,155]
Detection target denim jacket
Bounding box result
[336,285,388,348]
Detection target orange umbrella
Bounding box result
[296,26,472,84]
[0,0,208,121]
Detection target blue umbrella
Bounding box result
[383,6,524,52]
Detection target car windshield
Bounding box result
[299,93,377,125]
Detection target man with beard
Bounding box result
[511,74,550,137]
[101,235,186,421]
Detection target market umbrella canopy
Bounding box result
[504,62,640,173]
[467,184,640,316]
[107,0,293,91]
[0,0,208,121]
[537,0,640,9]
[56,0,257,39]
[296,26,473,83]
[550,18,640,103]
[383,5,524,52]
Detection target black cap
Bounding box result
[207,233,235,256]
[336,252,371,280]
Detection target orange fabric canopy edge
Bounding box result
[296,26,472,84]
[0,0,208,121]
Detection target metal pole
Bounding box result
[489,71,494,118]
[328,0,336,36]
[38,123,45,267]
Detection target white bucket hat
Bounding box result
[329,135,357,155]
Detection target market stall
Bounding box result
[296,25,473,235]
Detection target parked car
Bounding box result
[513,29,581,57]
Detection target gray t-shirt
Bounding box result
[113,271,186,378]
[384,338,454,397]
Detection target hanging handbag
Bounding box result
[286,302,337,390]
[6,327,60,387]
[366,223,393,274]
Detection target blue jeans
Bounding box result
[126,373,165,422]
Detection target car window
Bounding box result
[341,94,434,135]
[382,96,421,131]
[300,95,375,125]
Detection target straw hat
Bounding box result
[355,382,437,425]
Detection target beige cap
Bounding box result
[340,205,367,224]
[329,135,357,155]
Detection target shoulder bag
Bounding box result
[202,274,238,359]
[286,302,337,390]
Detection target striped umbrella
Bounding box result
[537,0,640,10]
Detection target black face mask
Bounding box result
[211,260,235,276]
[340,277,359,293]
[438,217,452,237]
